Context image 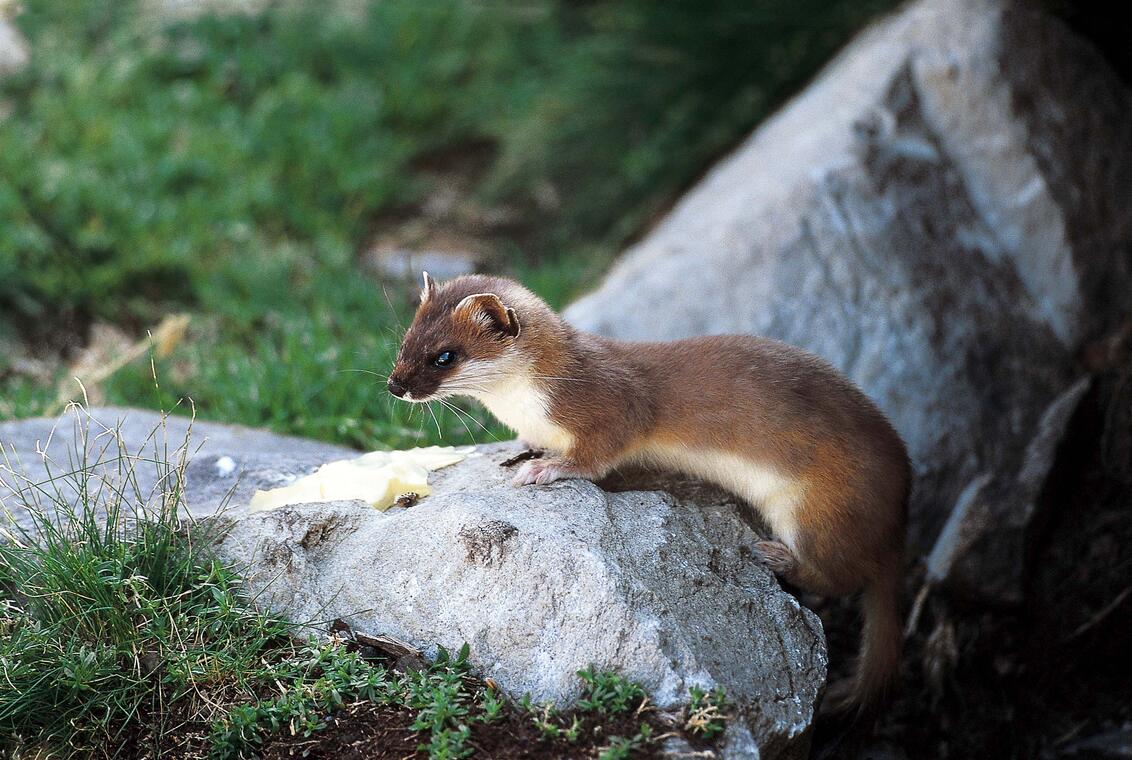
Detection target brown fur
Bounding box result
[390,274,910,712]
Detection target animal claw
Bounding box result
[512,458,576,487]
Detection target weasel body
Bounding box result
[388,273,909,712]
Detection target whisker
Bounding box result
[380,283,407,331]
[440,383,494,396]
[434,398,478,444]
[529,374,594,383]
[437,398,501,442]
[338,368,388,379]
[444,368,594,386]
[425,402,443,439]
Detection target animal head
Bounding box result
[387,272,524,402]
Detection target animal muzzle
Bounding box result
[387,377,408,398]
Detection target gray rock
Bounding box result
[1065,724,1132,758]
[0,15,29,75]
[925,376,1091,599]
[141,0,274,20]
[564,0,1132,603]
[0,406,354,532]
[366,246,483,284]
[211,444,827,760]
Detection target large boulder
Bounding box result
[564,0,1132,603]
[212,449,826,760]
[0,408,827,759]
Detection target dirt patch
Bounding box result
[258,700,686,760]
[259,702,421,759]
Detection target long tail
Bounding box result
[851,563,903,710]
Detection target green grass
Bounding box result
[0,0,894,450]
[0,0,547,448]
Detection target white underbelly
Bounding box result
[633,443,803,546]
[470,377,574,453]
[491,402,574,451]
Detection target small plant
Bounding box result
[532,703,563,740]
[599,723,653,760]
[577,667,649,715]
[686,685,728,739]
[519,669,653,749]
[420,723,473,760]
[208,640,488,759]
[478,686,504,723]
[528,702,582,742]
[404,644,476,758]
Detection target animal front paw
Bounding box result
[512,458,580,486]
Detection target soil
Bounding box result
[258,701,683,760]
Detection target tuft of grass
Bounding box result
[0,407,296,756]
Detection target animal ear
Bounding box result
[420,271,438,304]
[454,293,521,338]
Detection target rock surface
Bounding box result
[212,447,826,760]
[1,407,827,758]
[564,0,1132,603]
[0,406,354,532]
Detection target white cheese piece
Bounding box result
[248,445,474,513]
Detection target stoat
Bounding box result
[388,272,909,713]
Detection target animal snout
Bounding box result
[387,377,408,397]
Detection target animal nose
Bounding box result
[387,377,407,398]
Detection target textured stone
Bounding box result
[564,0,1132,603]
[211,445,826,760]
[0,406,354,532]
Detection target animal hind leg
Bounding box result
[752,539,836,593]
[753,540,807,585]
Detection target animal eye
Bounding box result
[433,350,456,368]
